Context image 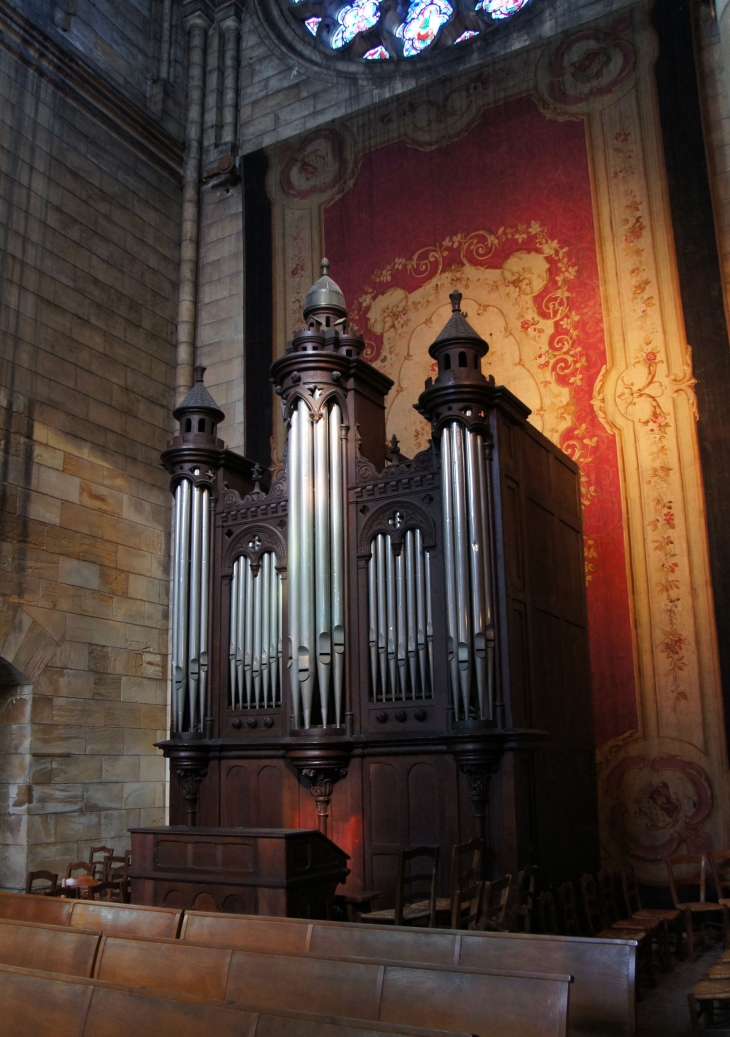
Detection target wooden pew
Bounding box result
[68,899,182,939]
[0,889,73,926]
[0,963,474,1037]
[0,917,100,977]
[0,890,181,939]
[92,932,570,1037]
[180,911,636,1037]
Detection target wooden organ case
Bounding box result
[156,264,599,908]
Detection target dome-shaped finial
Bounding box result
[450,289,462,313]
[303,258,347,321]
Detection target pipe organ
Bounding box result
[158,264,598,903]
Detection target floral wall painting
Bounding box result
[268,1,730,874]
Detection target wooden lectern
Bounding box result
[130,827,349,917]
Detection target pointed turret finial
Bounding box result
[450,289,462,313]
[173,364,225,425]
[321,258,330,276]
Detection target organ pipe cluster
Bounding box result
[441,421,494,721]
[287,397,346,729]
[229,553,283,709]
[170,477,211,732]
[368,529,434,701]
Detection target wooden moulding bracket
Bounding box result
[447,727,508,871]
[286,735,353,839]
[159,740,210,826]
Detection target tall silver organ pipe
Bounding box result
[367,530,433,701]
[286,397,346,728]
[440,420,495,720]
[170,478,211,732]
[229,552,282,709]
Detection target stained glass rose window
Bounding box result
[285,0,531,60]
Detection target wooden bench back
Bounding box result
[94,935,231,1000]
[69,900,182,939]
[93,933,569,1037]
[0,890,73,926]
[0,917,100,977]
[0,964,473,1037]
[0,891,182,940]
[182,910,635,1036]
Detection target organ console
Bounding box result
[154,261,598,904]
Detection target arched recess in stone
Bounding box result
[0,597,62,891]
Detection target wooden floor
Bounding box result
[637,941,728,1036]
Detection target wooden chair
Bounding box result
[88,847,114,881]
[618,862,680,966]
[63,862,98,900]
[97,862,131,904]
[688,978,730,1037]
[367,847,439,926]
[25,871,58,896]
[537,890,559,935]
[516,864,538,906]
[101,855,127,883]
[557,882,583,936]
[710,850,730,906]
[504,901,532,933]
[580,874,654,986]
[665,853,729,961]
[441,838,483,930]
[597,869,667,969]
[475,874,512,931]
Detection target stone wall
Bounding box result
[0,33,181,887]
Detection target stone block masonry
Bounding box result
[0,38,180,889]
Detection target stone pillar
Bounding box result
[175,0,214,406]
[217,1,243,151]
[716,0,730,109]
[159,0,174,82]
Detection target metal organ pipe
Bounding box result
[314,406,332,725]
[440,430,460,713]
[450,422,473,719]
[288,406,301,726]
[170,480,184,730]
[229,551,282,712]
[170,478,211,733]
[244,558,254,708]
[367,529,433,702]
[299,399,315,727]
[330,403,345,728]
[198,488,210,727]
[440,421,494,721]
[286,398,346,729]
[261,552,271,707]
[238,564,246,709]
[376,534,387,697]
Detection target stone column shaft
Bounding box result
[175,1,214,406]
[219,7,242,149]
